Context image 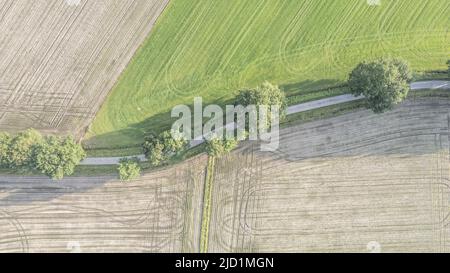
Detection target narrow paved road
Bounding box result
[80,80,450,165]
[286,94,365,115]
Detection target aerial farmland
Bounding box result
[0,0,449,256]
[86,0,450,149]
[0,0,168,136]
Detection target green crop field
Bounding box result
[85,0,450,149]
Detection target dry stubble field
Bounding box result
[209,98,450,253]
[0,156,207,253]
[0,0,168,136]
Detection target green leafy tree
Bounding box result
[148,141,166,166]
[143,130,188,166]
[0,133,11,167]
[32,136,86,180]
[7,129,43,168]
[236,81,287,129]
[206,138,239,158]
[236,82,285,107]
[143,133,164,166]
[159,131,188,156]
[348,58,412,113]
[118,158,141,181]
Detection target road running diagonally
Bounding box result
[80,80,450,166]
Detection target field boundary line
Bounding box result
[199,156,216,253]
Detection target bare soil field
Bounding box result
[0,0,168,136]
[0,155,206,253]
[209,98,450,253]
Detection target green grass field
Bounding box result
[85,0,450,149]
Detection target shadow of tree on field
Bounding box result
[0,176,112,207]
[83,95,237,150]
[281,78,345,96]
[84,79,348,150]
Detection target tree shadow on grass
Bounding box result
[83,96,237,150]
[83,79,347,150]
[281,78,346,96]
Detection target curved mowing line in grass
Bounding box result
[85,0,450,149]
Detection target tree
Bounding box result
[206,138,239,158]
[147,141,166,166]
[0,133,11,167]
[7,129,43,168]
[0,129,85,179]
[236,81,287,130]
[348,58,412,113]
[143,130,188,167]
[32,136,86,180]
[143,133,165,166]
[118,158,141,181]
[159,130,188,156]
[237,81,286,115]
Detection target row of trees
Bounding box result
[2,58,443,181]
[130,57,446,179]
[140,81,287,166]
[0,129,85,180]
[205,81,286,157]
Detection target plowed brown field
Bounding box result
[209,98,450,253]
[0,156,206,253]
